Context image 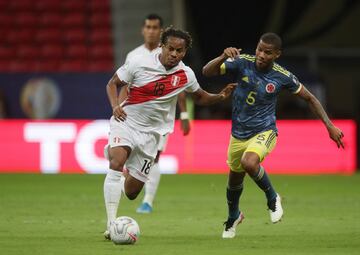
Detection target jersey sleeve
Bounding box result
[220,56,246,76]
[184,67,201,93]
[284,72,302,94]
[115,59,136,85]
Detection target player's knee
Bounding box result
[109,158,124,172]
[240,157,258,174]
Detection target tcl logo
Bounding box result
[24,121,109,173]
[0,120,356,174]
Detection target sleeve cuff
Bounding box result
[293,83,303,94]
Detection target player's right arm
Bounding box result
[106,73,128,121]
[118,86,129,104]
[191,83,237,105]
[202,47,241,76]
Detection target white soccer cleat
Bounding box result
[103,230,111,240]
[222,212,245,239]
[268,193,283,223]
[103,144,110,160]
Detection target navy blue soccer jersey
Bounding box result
[221,54,302,139]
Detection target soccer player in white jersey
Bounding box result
[104,14,191,215]
[103,27,237,240]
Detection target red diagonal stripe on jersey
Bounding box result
[123,69,188,106]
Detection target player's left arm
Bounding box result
[296,84,344,148]
[191,83,237,105]
[177,92,190,136]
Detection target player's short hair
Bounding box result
[160,26,192,49]
[260,33,282,50]
[144,14,163,27]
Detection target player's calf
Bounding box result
[123,175,145,200]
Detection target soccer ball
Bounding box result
[109,216,140,245]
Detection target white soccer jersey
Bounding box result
[116,51,200,135]
[125,44,161,63]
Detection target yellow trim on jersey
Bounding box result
[239,54,255,62]
[272,63,291,77]
[293,83,303,94]
[220,63,226,75]
[242,76,249,83]
[227,130,277,172]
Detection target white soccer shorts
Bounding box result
[108,116,160,183]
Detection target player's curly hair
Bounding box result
[160,26,192,49]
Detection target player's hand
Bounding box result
[113,105,127,122]
[219,83,238,100]
[180,119,191,136]
[327,125,344,149]
[223,47,241,59]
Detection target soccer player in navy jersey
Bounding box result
[202,32,344,238]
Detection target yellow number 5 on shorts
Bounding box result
[227,130,277,172]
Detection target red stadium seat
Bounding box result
[40,44,64,59]
[15,12,38,27]
[61,1,87,12]
[65,45,88,58]
[39,13,62,27]
[89,28,112,43]
[88,60,114,72]
[0,60,10,72]
[0,14,13,27]
[7,30,34,44]
[0,46,15,59]
[0,0,114,73]
[89,0,109,11]
[35,0,61,12]
[35,28,62,43]
[0,0,8,11]
[8,0,33,11]
[62,13,86,27]
[16,45,40,59]
[58,59,88,72]
[0,28,10,42]
[89,44,113,59]
[89,13,111,27]
[9,59,36,72]
[34,60,59,72]
[63,29,87,43]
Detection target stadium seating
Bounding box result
[0,0,114,72]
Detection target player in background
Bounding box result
[103,27,237,240]
[202,32,344,239]
[104,14,191,215]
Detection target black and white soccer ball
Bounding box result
[109,216,140,245]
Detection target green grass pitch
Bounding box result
[0,173,359,255]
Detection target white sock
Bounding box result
[104,169,125,230]
[143,162,161,206]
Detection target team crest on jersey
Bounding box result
[171,75,180,87]
[265,83,275,93]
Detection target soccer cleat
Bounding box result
[103,230,111,240]
[268,193,283,223]
[136,202,153,214]
[222,212,245,239]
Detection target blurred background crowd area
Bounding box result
[0,0,359,122]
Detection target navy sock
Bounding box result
[251,166,277,202]
[226,184,243,219]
